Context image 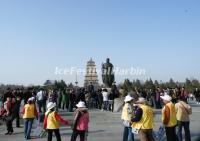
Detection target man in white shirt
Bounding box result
[102,89,109,111]
[36,89,44,113]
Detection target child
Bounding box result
[43,102,69,141]
[71,101,89,141]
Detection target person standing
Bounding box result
[180,87,188,103]
[36,89,44,113]
[43,102,70,141]
[102,89,109,111]
[194,88,200,104]
[4,97,13,135]
[121,95,134,141]
[22,97,38,140]
[96,89,103,110]
[160,94,178,141]
[175,99,192,141]
[71,101,89,141]
[131,97,154,141]
[13,96,21,128]
[155,88,162,109]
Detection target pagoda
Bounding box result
[84,58,99,89]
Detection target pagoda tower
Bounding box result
[84,58,99,89]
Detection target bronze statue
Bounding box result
[102,58,115,88]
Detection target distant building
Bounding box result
[84,58,99,90]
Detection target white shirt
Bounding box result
[36,90,43,101]
[102,92,109,101]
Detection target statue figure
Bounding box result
[102,58,115,88]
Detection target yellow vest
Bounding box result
[131,105,154,129]
[121,103,134,121]
[162,102,177,127]
[46,111,59,129]
[23,104,36,119]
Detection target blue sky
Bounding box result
[0,0,200,86]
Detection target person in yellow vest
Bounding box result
[131,97,154,141]
[22,97,38,140]
[160,94,178,141]
[43,102,70,141]
[121,95,134,141]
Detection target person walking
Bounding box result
[131,97,154,141]
[43,102,70,141]
[160,94,178,141]
[121,95,134,141]
[175,99,192,141]
[22,97,38,140]
[71,101,89,141]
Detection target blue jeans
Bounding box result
[103,101,109,110]
[177,121,191,141]
[24,118,34,139]
[123,127,134,141]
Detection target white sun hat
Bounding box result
[76,101,86,108]
[28,98,32,102]
[47,102,56,110]
[136,97,146,104]
[28,97,34,102]
[124,95,133,102]
[160,94,172,102]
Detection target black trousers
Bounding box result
[70,130,86,141]
[165,126,178,141]
[5,117,13,133]
[47,129,61,141]
[15,113,20,127]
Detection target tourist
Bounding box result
[22,97,38,140]
[155,87,162,109]
[71,101,89,141]
[36,88,44,113]
[179,87,188,103]
[13,96,21,128]
[175,98,192,141]
[69,89,76,112]
[43,102,70,141]
[4,97,13,135]
[85,91,91,109]
[102,89,109,111]
[194,88,200,104]
[131,97,154,141]
[61,89,69,110]
[121,95,134,141]
[96,89,103,110]
[108,91,115,112]
[160,94,178,141]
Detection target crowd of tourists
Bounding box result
[121,88,193,141]
[0,82,119,141]
[0,85,199,141]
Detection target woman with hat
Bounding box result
[70,101,89,141]
[121,95,135,141]
[43,102,70,141]
[22,97,38,140]
[160,94,178,141]
[131,97,154,141]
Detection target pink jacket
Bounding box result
[76,110,89,131]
